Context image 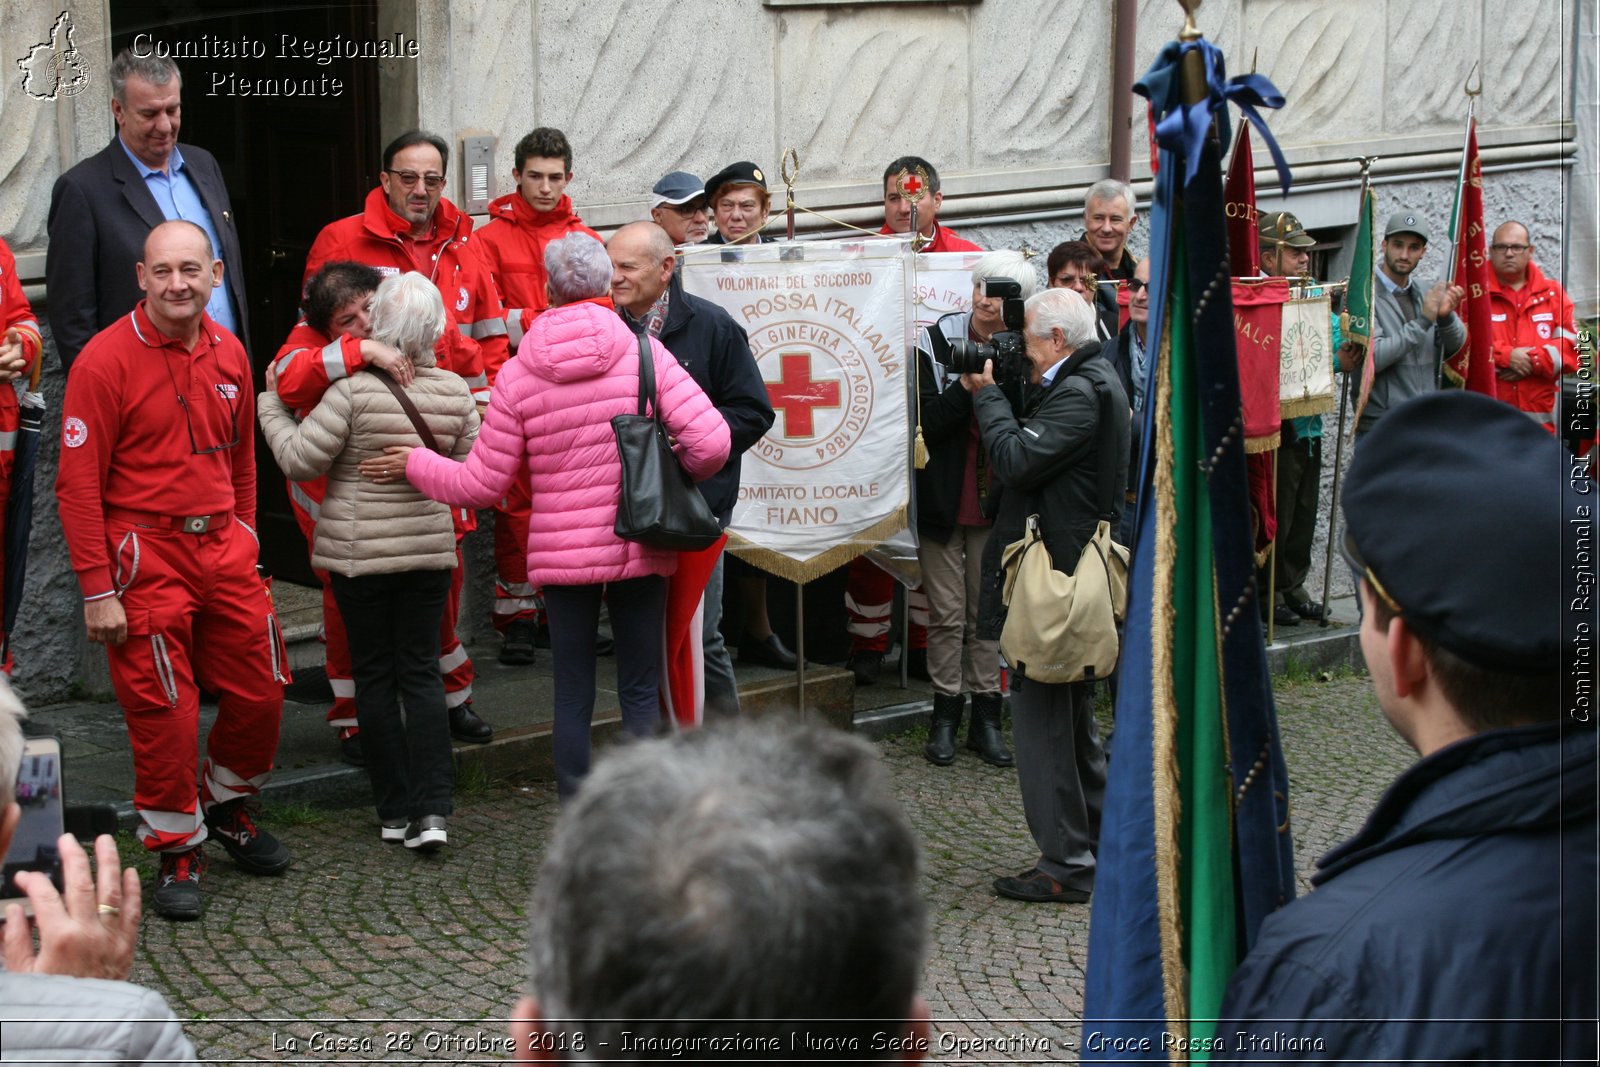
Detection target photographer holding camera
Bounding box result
[962,287,1129,904]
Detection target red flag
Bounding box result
[660,534,728,730]
[1231,277,1289,443]
[1224,124,1260,277]
[1441,119,1497,396]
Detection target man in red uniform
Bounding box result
[880,155,983,253]
[0,238,44,673]
[270,262,414,763]
[56,221,292,921]
[474,127,600,664]
[302,129,505,744]
[1488,220,1580,433]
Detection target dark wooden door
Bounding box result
[110,1,383,585]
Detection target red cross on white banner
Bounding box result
[765,352,841,439]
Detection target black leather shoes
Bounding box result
[449,704,493,744]
[498,620,536,666]
[1287,598,1326,621]
[923,693,964,766]
[967,692,1014,767]
[740,633,797,669]
[1267,603,1301,627]
[993,868,1090,903]
[847,651,882,686]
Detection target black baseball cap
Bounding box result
[1342,391,1566,672]
[704,161,767,205]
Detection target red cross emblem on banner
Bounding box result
[766,352,841,439]
[902,173,922,196]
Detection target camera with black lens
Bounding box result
[947,278,1028,384]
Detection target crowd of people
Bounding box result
[0,43,1591,1062]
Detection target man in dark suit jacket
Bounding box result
[47,51,247,371]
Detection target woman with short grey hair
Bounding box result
[258,272,479,851]
[400,233,730,801]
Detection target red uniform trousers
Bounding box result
[289,487,475,723]
[491,467,543,632]
[845,556,927,654]
[104,514,287,852]
[287,483,356,729]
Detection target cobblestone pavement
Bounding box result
[113,673,1409,1064]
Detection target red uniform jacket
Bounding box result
[0,239,42,439]
[878,222,983,253]
[57,303,255,598]
[1489,260,1579,430]
[270,321,366,513]
[474,193,599,371]
[303,188,505,403]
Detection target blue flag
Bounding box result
[1082,35,1297,1062]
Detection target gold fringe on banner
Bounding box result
[1149,313,1191,1041]
[723,506,910,585]
[1279,394,1336,420]
[1243,431,1281,454]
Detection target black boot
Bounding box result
[967,691,1014,767]
[923,693,964,766]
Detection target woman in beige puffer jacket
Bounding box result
[258,273,478,853]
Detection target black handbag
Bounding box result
[612,331,722,550]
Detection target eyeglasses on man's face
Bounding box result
[1489,243,1530,254]
[387,170,445,190]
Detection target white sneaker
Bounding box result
[380,820,407,844]
[404,815,447,852]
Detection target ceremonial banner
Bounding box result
[1279,293,1335,418]
[1231,277,1289,449]
[912,250,982,340]
[1443,117,1497,395]
[1086,35,1296,1060]
[1345,184,1379,426]
[681,240,912,582]
[1224,122,1260,277]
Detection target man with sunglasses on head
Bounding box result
[301,129,508,747]
[1487,220,1579,434]
[56,220,292,922]
[1218,391,1596,1063]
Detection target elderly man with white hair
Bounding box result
[259,273,480,851]
[913,249,1038,768]
[963,287,1130,904]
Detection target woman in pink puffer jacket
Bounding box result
[398,234,730,799]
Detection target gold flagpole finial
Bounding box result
[1178,0,1203,42]
[1463,61,1482,99]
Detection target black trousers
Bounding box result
[543,575,666,801]
[1272,432,1323,605]
[330,569,454,822]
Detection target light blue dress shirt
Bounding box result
[118,138,239,336]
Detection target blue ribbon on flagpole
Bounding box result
[1135,39,1293,194]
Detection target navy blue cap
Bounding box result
[650,171,704,209]
[704,161,767,205]
[1343,391,1566,671]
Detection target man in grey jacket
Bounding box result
[1345,211,1466,438]
[0,678,198,1064]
